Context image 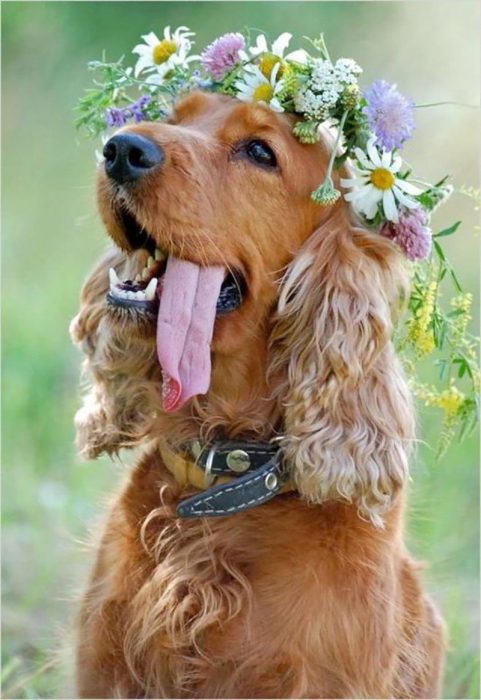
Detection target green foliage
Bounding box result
[396,206,480,455]
[334,134,479,453]
[76,55,184,136]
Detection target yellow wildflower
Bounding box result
[413,381,465,416]
[436,385,465,415]
[407,280,437,356]
[414,329,435,355]
[450,292,472,340]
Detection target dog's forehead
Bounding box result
[172,90,295,141]
[172,91,234,124]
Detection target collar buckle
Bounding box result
[189,439,218,487]
[203,445,217,487]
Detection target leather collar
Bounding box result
[159,438,293,518]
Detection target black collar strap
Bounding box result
[159,439,293,518]
[188,439,280,481]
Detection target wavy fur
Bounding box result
[271,203,415,524]
[72,92,445,698]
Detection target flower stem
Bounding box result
[415,101,480,109]
[325,110,349,182]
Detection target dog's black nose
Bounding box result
[103,133,164,184]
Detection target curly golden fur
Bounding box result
[71,91,445,697]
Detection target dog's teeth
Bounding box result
[147,256,155,269]
[142,268,150,280]
[134,274,142,283]
[126,291,136,300]
[145,277,158,301]
[109,267,120,288]
[155,248,164,261]
[135,290,146,300]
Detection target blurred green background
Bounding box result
[2,2,479,697]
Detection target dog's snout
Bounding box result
[103,133,164,184]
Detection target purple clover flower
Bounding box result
[363,80,415,151]
[201,32,245,80]
[105,95,152,128]
[380,207,432,261]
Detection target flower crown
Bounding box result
[77,27,479,453]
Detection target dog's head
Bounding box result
[71,91,414,522]
[96,91,329,372]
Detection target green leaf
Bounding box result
[417,192,436,210]
[447,308,466,318]
[438,323,447,349]
[433,174,450,188]
[437,359,449,380]
[449,267,464,293]
[433,240,463,292]
[433,240,446,261]
[334,151,350,168]
[433,221,461,238]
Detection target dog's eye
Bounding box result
[245,140,277,168]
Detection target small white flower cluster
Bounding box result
[333,58,363,85]
[294,87,330,121]
[294,57,362,121]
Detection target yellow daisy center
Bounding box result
[253,83,274,103]
[259,53,285,79]
[153,39,177,65]
[370,168,395,190]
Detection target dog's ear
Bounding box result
[70,247,161,459]
[271,204,415,525]
[70,246,122,354]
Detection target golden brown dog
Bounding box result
[71,91,445,698]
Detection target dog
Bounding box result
[70,90,445,698]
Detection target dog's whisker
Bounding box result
[190,233,210,270]
[196,229,240,285]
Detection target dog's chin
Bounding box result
[104,206,247,325]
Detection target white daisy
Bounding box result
[240,32,308,78]
[340,137,422,223]
[132,26,197,81]
[235,63,285,112]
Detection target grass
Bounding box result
[2,2,480,697]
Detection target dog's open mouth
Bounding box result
[106,208,245,316]
[107,249,166,312]
[105,207,246,412]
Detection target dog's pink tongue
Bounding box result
[156,256,224,412]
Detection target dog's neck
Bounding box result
[211,342,282,429]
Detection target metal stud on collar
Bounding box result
[226,449,250,473]
[265,473,278,491]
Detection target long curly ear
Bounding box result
[70,246,122,355]
[271,204,415,525]
[70,247,161,458]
